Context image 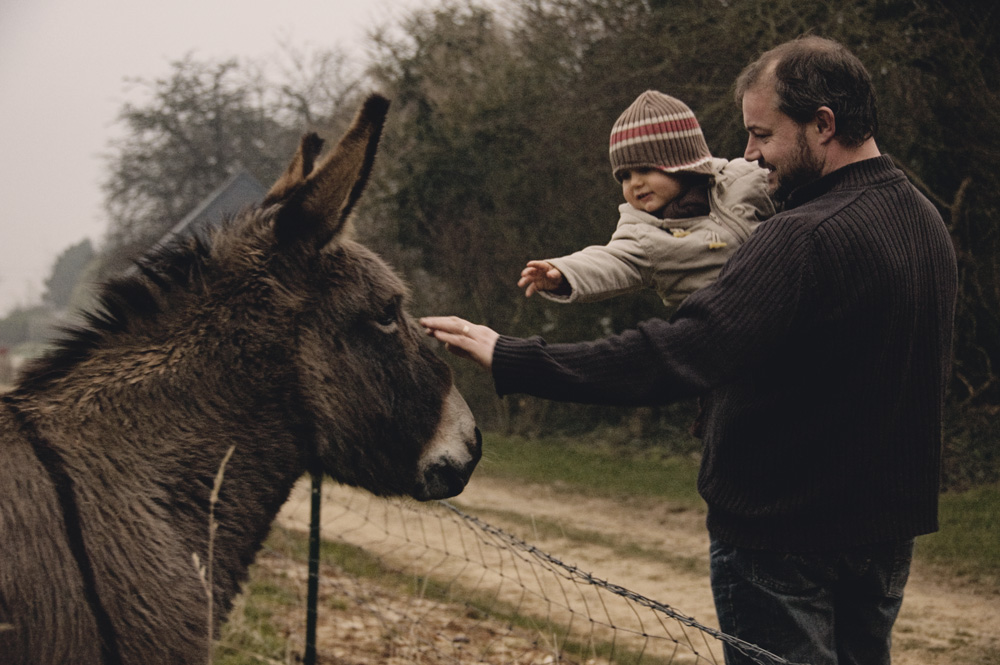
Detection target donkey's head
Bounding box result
[217,95,481,500]
[16,95,479,502]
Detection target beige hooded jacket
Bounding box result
[541,157,774,311]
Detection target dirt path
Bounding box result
[450,476,1000,665]
[274,474,998,664]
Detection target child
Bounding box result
[519,90,774,310]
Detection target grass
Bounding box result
[213,528,387,665]
[458,503,708,576]
[217,430,999,662]
[221,525,684,665]
[475,432,1000,588]
[474,433,705,509]
[214,562,300,664]
[917,483,1000,585]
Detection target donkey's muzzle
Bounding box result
[414,385,481,500]
[415,427,482,501]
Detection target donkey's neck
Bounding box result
[27,337,316,613]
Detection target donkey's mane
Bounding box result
[16,231,218,395]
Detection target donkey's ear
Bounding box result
[263,132,325,204]
[270,94,390,249]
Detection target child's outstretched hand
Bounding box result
[518,260,565,297]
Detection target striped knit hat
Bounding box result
[609,91,714,181]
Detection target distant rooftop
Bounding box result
[147,169,268,255]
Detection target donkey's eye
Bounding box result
[373,302,399,330]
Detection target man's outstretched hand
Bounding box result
[420,316,499,371]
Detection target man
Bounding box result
[422,36,957,665]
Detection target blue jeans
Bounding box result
[709,538,914,665]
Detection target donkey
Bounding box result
[0,94,481,665]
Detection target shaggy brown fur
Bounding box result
[0,95,481,665]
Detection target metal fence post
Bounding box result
[304,471,322,665]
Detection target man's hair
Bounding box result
[734,36,878,147]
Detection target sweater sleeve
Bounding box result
[492,326,699,405]
[492,214,814,405]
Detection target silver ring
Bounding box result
[462,325,471,334]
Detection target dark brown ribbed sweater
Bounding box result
[493,156,958,551]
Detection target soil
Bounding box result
[267,475,998,665]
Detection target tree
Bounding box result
[90,0,1000,480]
[98,49,369,280]
[42,239,95,309]
[364,1,690,432]
[101,56,299,262]
[364,0,1000,444]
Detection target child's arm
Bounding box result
[518,260,570,297]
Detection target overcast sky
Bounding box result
[0,0,436,317]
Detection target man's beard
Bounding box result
[771,126,824,203]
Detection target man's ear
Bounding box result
[815,106,837,145]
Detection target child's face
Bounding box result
[620,168,685,215]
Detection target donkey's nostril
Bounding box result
[416,461,467,501]
[468,428,483,461]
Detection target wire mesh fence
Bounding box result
[251,479,799,665]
